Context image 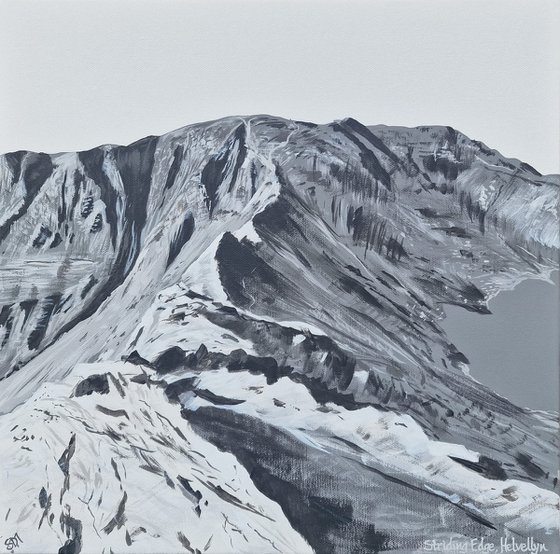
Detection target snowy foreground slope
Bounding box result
[0,116,558,553]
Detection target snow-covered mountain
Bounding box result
[0,115,558,553]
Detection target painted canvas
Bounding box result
[1,2,558,554]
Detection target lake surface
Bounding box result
[441,271,559,411]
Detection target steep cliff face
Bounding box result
[0,116,558,553]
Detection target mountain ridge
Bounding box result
[0,114,558,553]
[4,115,557,178]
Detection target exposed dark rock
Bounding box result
[164,377,197,403]
[194,388,245,406]
[89,213,103,233]
[27,294,62,350]
[449,455,507,480]
[102,491,127,534]
[73,374,110,397]
[165,145,184,190]
[167,213,195,268]
[32,225,53,248]
[125,350,153,368]
[154,346,188,373]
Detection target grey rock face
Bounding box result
[0,115,558,553]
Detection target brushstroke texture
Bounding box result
[0,115,558,553]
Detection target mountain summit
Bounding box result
[0,115,558,553]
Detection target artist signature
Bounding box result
[3,532,23,552]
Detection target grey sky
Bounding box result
[0,0,559,174]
